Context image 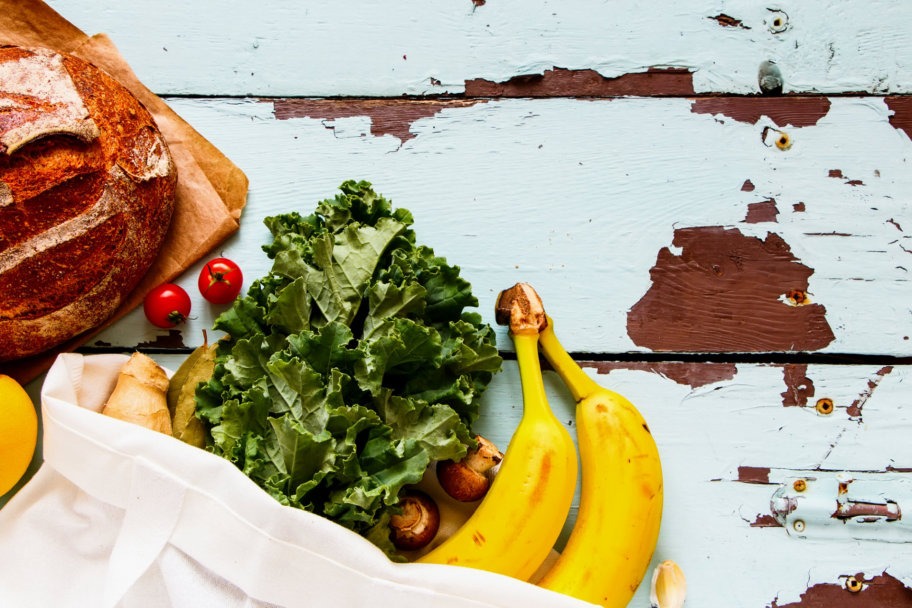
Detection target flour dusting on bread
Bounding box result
[0,45,177,362]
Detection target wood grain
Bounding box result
[472,360,912,607]
[84,95,912,357]
[6,2,912,605]
[44,0,912,96]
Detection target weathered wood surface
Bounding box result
[88,95,912,357]
[481,361,912,607]
[7,355,912,606]
[5,1,912,606]
[46,0,912,96]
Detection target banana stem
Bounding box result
[539,317,600,403]
[513,332,553,420]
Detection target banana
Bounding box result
[418,284,578,581]
[536,312,664,608]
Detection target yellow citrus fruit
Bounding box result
[0,374,38,496]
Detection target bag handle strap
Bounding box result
[101,455,186,607]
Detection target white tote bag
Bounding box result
[0,353,593,608]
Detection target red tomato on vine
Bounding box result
[198,257,243,304]
[143,283,192,328]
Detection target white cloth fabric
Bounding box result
[0,353,592,608]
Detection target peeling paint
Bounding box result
[271,98,482,142]
[769,572,912,607]
[578,361,737,389]
[886,96,912,140]
[846,365,893,420]
[738,465,772,484]
[691,97,831,127]
[781,364,815,407]
[136,330,187,350]
[745,199,779,224]
[710,14,749,29]
[464,67,695,98]
[627,227,836,352]
[827,169,865,186]
[751,513,783,527]
[741,179,756,192]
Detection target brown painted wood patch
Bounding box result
[464,67,695,98]
[626,226,835,353]
[769,573,912,608]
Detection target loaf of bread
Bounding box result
[0,45,177,361]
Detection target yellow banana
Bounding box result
[536,313,664,608]
[418,285,578,581]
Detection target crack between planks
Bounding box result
[80,344,912,366]
[157,91,912,102]
[509,351,912,366]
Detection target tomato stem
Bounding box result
[167,310,187,325]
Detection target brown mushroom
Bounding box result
[389,489,440,551]
[436,435,503,502]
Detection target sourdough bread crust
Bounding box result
[0,46,177,361]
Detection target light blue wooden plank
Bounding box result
[44,0,912,96]
[7,357,911,605]
[90,96,912,355]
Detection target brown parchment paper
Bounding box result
[1,0,249,384]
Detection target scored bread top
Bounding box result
[0,45,101,155]
[0,45,177,362]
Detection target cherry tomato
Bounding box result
[198,257,244,304]
[143,283,192,328]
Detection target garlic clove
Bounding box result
[650,560,687,608]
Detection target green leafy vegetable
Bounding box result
[196,180,502,554]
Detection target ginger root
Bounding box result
[102,352,172,435]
